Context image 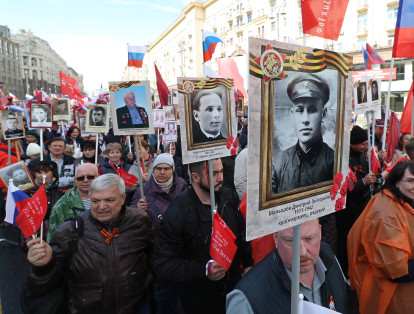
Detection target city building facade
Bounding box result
[11,29,79,96]
[0,25,23,99]
[124,0,411,113]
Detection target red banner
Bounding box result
[15,184,48,238]
[210,213,237,271]
[301,0,349,40]
[155,63,170,107]
[59,71,84,102]
[118,169,138,188]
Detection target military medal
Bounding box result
[328,296,336,311]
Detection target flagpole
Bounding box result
[40,175,46,244]
[95,133,99,164]
[7,139,11,165]
[382,58,394,149]
[133,135,144,198]
[39,128,44,161]
[291,34,306,314]
[201,29,217,223]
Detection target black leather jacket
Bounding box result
[28,206,155,314]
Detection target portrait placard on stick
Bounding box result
[0,161,35,192]
[153,109,166,128]
[177,77,237,164]
[246,38,353,240]
[1,116,25,140]
[109,80,153,136]
[30,103,53,128]
[353,77,381,115]
[53,98,71,121]
[85,105,110,133]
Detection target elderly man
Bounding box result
[226,219,353,313]
[192,88,226,143]
[26,174,155,313]
[116,90,149,128]
[47,163,99,241]
[154,158,253,314]
[272,73,334,193]
[131,153,187,314]
[31,105,50,123]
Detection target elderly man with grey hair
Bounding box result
[116,90,149,129]
[26,174,155,313]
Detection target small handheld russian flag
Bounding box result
[5,181,30,225]
[202,30,225,63]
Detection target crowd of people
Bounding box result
[1,104,414,314]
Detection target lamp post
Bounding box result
[276,6,286,42]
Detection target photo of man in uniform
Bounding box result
[116,91,149,129]
[54,99,69,115]
[272,73,335,193]
[2,117,25,139]
[90,106,106,126]
[191,87,227,144]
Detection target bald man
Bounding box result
[47,163,100,241]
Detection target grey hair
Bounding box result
[123,90,135,99]
[89,174,125,196]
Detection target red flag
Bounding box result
[218,58,248,103]
[370,148,381,174]
[363,43,385,70]
[239,192,247,220]
[59,71,84,103]
[154,63,170,107]
[210,213,237,271]
[386,111,402,163]
[15,184,48,238]
[400,80,413,134]
[118,169,138,188]
[301,0,349,40]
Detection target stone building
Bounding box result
[0,25,23,99]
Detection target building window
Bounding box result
[15,47,18,60]
[247,13,252,23]
[5,42,8,56]
[396,62,405,81]
[271,22,276,32]
[237,18,243,26]
[0,39,2,54]
[262,25,265,37]
[388,35,394,46]
[299,26,303,37]
[358,14,367,32]
[387,7,398,22]
[23,56,27,66]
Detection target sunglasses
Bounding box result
[75,175,96,181]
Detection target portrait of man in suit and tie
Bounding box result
[116,90,149,129]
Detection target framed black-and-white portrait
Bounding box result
[85,105,110,133]
[109,80,153,136]
[177,78,237,164]
[1,116,25,140]
[0,161,35,192]
[53,98,71,121]
[30,103,53,128]
[246,39,353,240]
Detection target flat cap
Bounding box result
[287,74,330,105]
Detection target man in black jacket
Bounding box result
[154,158,253,314]
[26,174,155,313]
[226,219,355,313]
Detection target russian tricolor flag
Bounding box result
[362,43,384,70]
[392,0,414,58]
[128,45,147,68]
[202,30,225,63]
[4,181,30,225]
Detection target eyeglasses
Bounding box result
[401,179,414,185]
[76,175,96,181]
[154,166,173,172]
